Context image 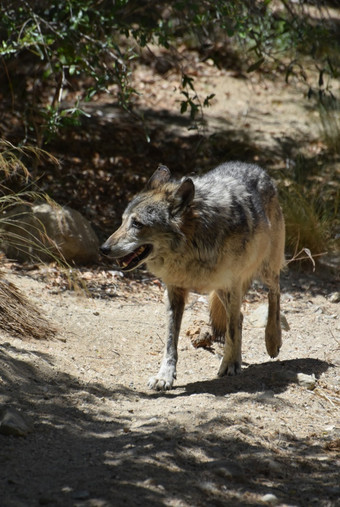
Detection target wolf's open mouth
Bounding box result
[115,244,152,271]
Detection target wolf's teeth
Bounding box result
[116,245,147,270]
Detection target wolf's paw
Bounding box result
[148,371,176,391]
[217,358,242,377]
[266,343,281,358]
[265,332,282,358]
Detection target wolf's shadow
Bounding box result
[172,357,332,397]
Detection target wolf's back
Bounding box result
[195,161,277,202]
[191,161,278,237]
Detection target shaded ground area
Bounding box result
[0,267,339,507]
[5,48,339,245]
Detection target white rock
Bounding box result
[297,373,316,390]
[329,292,340,303]
[249,304,268,327]
[249,304,290,331]
[0,407,33,437]
[261,493,279,505]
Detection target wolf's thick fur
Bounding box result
[101,162,285,390]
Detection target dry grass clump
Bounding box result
[279,155,339,268]
[0,139,58,179]
[0,273,55,340]
[319,103,340,156]
[0,139,57,339]
[281,185,330,257]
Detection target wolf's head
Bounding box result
[100,165,195,271]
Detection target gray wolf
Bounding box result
[100,162,285,390]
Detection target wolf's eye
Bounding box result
[131,218,144,229]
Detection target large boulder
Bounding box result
[0,202,99,264]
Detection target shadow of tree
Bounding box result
[1,344,338,506]
[40,101,314,241]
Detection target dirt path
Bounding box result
[0,266,339,507]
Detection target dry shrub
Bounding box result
[281,184,331,257]
[0,140,57,340]
[0,274,55,340]
[319,103,340,156]
[0,139,58,179]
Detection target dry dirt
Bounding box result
[1,55,340,507]
[0,264,339,507]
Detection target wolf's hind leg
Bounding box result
[262,199,285,358]
[209,291,227,341]
[265,274,282,358]
[215,289,243,377]
[148,286,187,391]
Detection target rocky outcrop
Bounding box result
[0,202,99,265]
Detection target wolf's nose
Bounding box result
[100,244,111,256]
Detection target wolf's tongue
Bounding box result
[120,251,138,268]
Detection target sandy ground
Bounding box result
[0,265,339,507]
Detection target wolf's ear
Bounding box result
[171,178,195,216]
[146,164,171,189]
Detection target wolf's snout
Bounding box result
[100,243,111,256]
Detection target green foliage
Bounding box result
[1,0,141,144]
[180,74,215,125]
[0,0,339,145]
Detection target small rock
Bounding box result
[264,459,283,476]
[280,314,290,331]
[209,459,245,481]
[253,458,283,477]
[186,321,214,349]
[297,373,316,390]
[0,408,33,437]
[142,478,157,487]
[249,304,268,327]
[257,390,275,399]
[248,304,290,330]
[329,292,340,303]
[261,493,279,505]
[271,370,317,390]
[191,331,213,349]
[200,481,218,494]
[72,490,90,500]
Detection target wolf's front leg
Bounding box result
[148,286,187,391]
